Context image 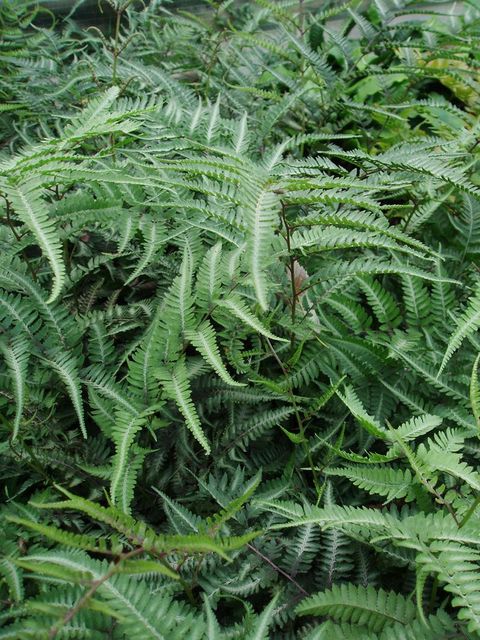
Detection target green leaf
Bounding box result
[157,358,210,454]
[244,184,279,310]
[43,352,86,438]
[246,593,280,640]
[218,295,287,342]
[280,426,306,444]
[3,181,64,303]
[439,285,480,376]
[296,585,416,632]
[117,559,178,580]
[471,354,480,431]
[186,320,245,387]
[0,338,29,440]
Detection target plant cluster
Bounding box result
[1,0,480,637]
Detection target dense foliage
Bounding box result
[1,0,480,637]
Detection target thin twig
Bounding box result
[247,543,309,596]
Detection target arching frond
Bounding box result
[439,285,480,376]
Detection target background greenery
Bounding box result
[1,0,480,637]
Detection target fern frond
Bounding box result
[195,241,223,310]
[0,337,29,440]
[245,593,280,640]
[217,295,287,342]
[471,354,480,431]
[43,352,86,438]
[202,595,222,640]
[15,550,204,639]
[415,545,480,634]
[0,558,24,603]
[297,585,416,632]
[439,284,480,376]
[110,410,146,511]
[157,357,210,454]
[124,219,165,286]
[3,181,64,303]
[186,321,244,387]
[84,367,140,416]
[243,184,280,310]
[337,385,386,439]
[206,470,261,530]
[325,466,415,503]
[0,292,39,339]
[400,272,431,327]
[6,516,118,556]
[390,414,443,444]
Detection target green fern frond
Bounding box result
[337,385,386,439]
[157,357,210,454]
[390,415,443,443]
[196,241,223,310]
[186,321,245,387]
[245,593,280,640]
[6,516,119,556]
[202,595,222,640]
[0,292,39,339]
[325,466,415,503]
[84,367,141,416]
[0,263,74,345]
[0,337,29,440]
[2,181,64,303]
[217,295,287,342]
[42,351,86,438]
[297,585,416,632]
[33,489,255,557]
[15,550,203,639]
[206,470,261,530]
[124,219,165,286]
[400,272,431,327]
[415,545,480,634]
[110,410,146,511]
[439,284,480,376]
[243,184,280,310]
[471,354,480,431]
[154,489,202,533]
[0,558,24,603]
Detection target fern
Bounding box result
[325,466,416,503]
[157,357,210,454]
[0,337,29,440]
[439,284,480,376]
[244,183,280,311]
[471,354,480,431]
[1,180,65,303]
[186,321,244,387]
[42,352,86,439]
[110,410,147,511]
[217,296,286,342]
[297,585,417,632]
[245,593,280,640]
[1,0,480,637]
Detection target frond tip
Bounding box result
[0,337,29,440]
[4,181,65,304]
[439,284,480,376]
[186,321,245,387]
[157,358,210,454]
